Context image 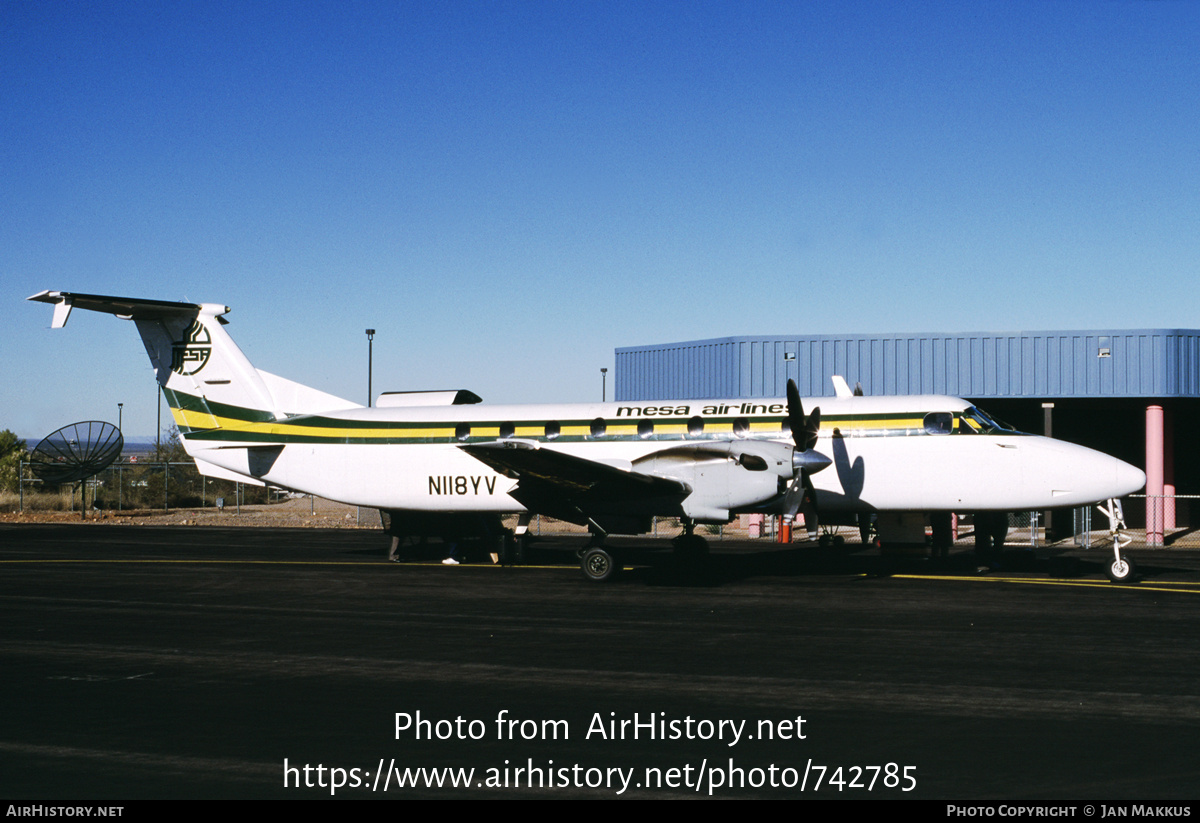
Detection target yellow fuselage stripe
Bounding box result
[173,407,935,440]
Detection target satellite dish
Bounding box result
[29,421,124,486]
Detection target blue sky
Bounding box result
[4,1,1198,440]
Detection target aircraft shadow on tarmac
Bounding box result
[370,536,1189,588]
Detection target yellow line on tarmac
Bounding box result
[11,560,1195,589]
[891,573,1200,595]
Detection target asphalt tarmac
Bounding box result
[4,523,1200,799]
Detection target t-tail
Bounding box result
[27,291,360,479]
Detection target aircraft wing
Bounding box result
[460,440,690,527]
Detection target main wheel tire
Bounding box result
[581,547,619,582]
[1107,554,1136,583]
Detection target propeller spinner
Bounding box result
[783,379,831,524]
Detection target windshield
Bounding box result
[959,406,1020,435]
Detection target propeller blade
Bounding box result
[787,380,821,451]
[804,406,821,452]
[782,476,805,522]
[782,379,827,523]
[786,378,804,449]
[782,472,819,523]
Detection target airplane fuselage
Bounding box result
[28,290,1147,541]
[180,393,1144,520]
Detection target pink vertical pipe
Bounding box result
[1164,406,1175,531]
[1146,405,1164,546]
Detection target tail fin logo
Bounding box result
[171,320,212,375]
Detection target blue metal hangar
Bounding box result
[616,330,1200,544]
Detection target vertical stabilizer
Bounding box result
[135,304,282,429]
[28,291,359,435]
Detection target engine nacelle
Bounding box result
[633,441,795,522]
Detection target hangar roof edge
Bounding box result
[616,330,1200,354]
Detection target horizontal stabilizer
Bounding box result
[28,290,214,326]
[31,289,359,419]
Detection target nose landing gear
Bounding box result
[1098,498,1136,583]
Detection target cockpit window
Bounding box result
[924,412,954,435]
[960,407,1019,435]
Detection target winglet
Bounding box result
[28,290,73,328]
[52,294,72,328]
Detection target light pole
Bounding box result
[117,403,123,432]
[601,368,608,402]
[366,329,376,408]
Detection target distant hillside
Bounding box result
[120,438,160,455]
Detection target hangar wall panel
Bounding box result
[615,330,1200,401]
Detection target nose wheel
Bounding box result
[1107,553,1136,583]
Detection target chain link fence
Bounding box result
[16,459,277,513]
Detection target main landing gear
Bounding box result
[580,545,620,582]
[578,526,623,582]
[578,520,712,582]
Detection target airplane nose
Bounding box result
[1115,459,1146,496]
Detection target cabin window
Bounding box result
[545,421,560,440]
[924,412,954,435]
[733,417,750,438]
[455,423,470,441]
[499,422,515,439]
[590,417,606,437]
[687,416,704,436]
[638,420,654,439]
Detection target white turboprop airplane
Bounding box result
[29,290,1147,582]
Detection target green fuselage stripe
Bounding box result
[164,390,1007,446]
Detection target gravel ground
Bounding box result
[0,496,381,528]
